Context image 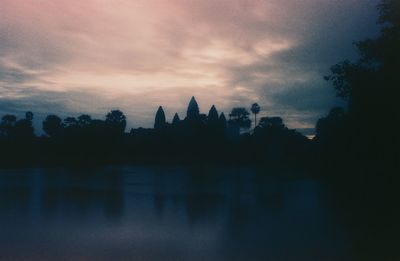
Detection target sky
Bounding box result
[0,0,379,134]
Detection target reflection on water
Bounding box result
[0,166,398,260]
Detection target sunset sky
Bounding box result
[0,0,379,134]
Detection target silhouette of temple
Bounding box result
[172,113,180,125]
[185,96,199,122]
[154,106,166,129]
[0,94,311,166]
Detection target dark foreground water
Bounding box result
[0,166,398,261]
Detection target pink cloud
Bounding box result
[0,0,379,130]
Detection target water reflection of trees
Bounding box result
[0,168,125,221]
[41,168,125,220]
[152,167,286,225]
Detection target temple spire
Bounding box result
[154,106,166,129]
[186,96,200,120]
[172,113,180,125]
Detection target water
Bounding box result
[0,166,398,260]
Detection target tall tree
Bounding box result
[77,114,92,127]
[228,107,251,129]
[63,117,79,138]
[106,110,127,135]
[325,0,399,113]
[315,107,347,143]
[0,115,16,138]
[324,0,399,162]
[258,117,285,130]
[13,112,35,139]
[25,111,33,121]
[43,115,63,137]
[64,117,78,128]
[250,103,261,128]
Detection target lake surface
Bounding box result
[0,166,398,261]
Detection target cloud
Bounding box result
[0,0,380,132]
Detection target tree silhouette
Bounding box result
[228,107,251,129]
[78,114,92,127]
[64,117,78,128]
[325,0,399,112]
[63,117,79,138]
[154,106,166,129]
[1,115,17,125]
[43,115,63,137]
[251,103,260,128]
[0,115,16,138]
[25,111,33,121]
[0,95,314,166]
[316,107,346,143]
[13,112,34,139]
[324,0,399,162]
[106,110,127,135]
[258,117,285,130]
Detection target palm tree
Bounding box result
[251,103,261,128]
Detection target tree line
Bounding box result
[0,96,311,166]
[314,0,399,172]
[0,0,397,170]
